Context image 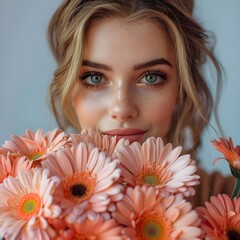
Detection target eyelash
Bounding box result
[79,71,104,89]
[78,69,169,89]
[140,69,168,87]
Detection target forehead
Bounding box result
[83,17,175,65]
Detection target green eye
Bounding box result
[145,74,158,83]
[138,70,168,86]
[79,71,106,87]
[90,75,102,84]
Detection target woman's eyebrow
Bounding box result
[82,60,112,71]
[134,58,173,70]
[82,58,173,71]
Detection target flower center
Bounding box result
[63,172,96,203]
[71,184,87,197]
[136,213,169,239]
[227,229,240,240]
[136,163,171,187]
[144,221,162,237]
[29,152,44,160]
[17,193,41,220]
[143,176,158,185]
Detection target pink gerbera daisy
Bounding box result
[70,128,128,157]
[41,142,123,224]
[54,216,123,240]
[0,153,32,183]
[46,218,72,240]
[1,128,71,164]
[197,194,240,240]
[113,185,202,239]
[0,168,61,240]
[115,137,199,196]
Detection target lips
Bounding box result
[102,128,147,143]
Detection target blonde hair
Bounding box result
[48,0,221,154]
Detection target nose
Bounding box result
[109,84,138,121]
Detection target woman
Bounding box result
[48,0,234,206]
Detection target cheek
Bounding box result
[141,92,177,125]
[72,88,106,129]
[74,101,98,129]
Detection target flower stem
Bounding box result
[232,177,240,199]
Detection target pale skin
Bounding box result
[71,18,179,143]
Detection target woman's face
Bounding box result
[72,18,179,143]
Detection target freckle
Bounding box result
[115,87,128,99]
[121,87,128,95]
[142,96,157,103]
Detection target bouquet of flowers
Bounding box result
[0,128,239,239]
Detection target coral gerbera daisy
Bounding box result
[0,153,32,183]
[1,128,71,164]
[197,194,240,240]
[41,142,123,224]
[70,128,128,157]
[0,168,61,240]
[211,137,240,170]
[56,216,123,240]
[46,218,73,240]
[112,185,202,239]
[115,137,199,196]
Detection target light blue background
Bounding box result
[0,0,239,175]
